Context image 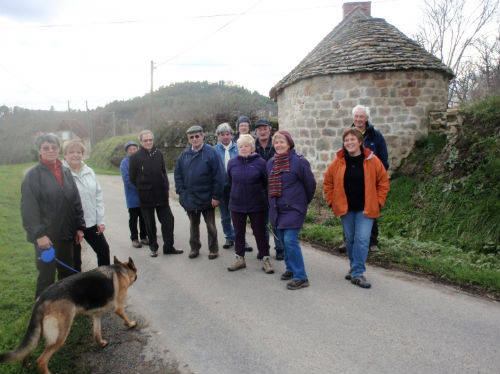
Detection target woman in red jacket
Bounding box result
[323,128,389,289]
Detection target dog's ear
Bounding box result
[127,257,136,271]
[113,256,121,265]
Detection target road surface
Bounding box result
[82,174,500,374]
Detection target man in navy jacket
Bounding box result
[175,126,224,260]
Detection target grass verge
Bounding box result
[300,208,500,299]
[0,163,92,374]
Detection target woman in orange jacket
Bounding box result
[323,128,389,289]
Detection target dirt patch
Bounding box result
[76,310,192,374]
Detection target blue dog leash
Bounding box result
[36,245,80,274]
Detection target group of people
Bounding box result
[21,135,110,298]
[21,104,389,297]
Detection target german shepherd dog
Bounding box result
[0,256,137,374]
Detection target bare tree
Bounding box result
[415,0,499,103]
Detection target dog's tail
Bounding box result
[0,301,43,364]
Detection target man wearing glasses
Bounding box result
[129,130,183,257]
[174,126,224,260]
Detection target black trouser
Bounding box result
[370,219,379,246]
[35,239,75,298]
[73,225,111,272]
[231,210,269,259]
[141,204,175,252]
[128,207,147,241]
[187,208,218,253]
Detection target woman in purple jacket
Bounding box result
[267,130,316,290]
[227,134,274,274]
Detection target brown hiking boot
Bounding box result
[227,255,246,271]
[208,251,219,260]
[345,268,353,280]
[132,240,142,248]
[261,257,274,274]
[287,279,309,290]
[188,250,199,259]
[351,275,371,289]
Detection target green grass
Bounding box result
[301,217,500,295]
[0,163,92,374]
[87,134,138,172]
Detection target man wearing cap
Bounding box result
[254,119,285,260]
[120,141,148,249]
[175,126,224,260]
[129,130,183,257]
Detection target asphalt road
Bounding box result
[85,174,500,374]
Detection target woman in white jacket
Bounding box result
[63,139,110,270]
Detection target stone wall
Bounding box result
[429,109,461,137]
[276,69,450,180]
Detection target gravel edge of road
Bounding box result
[75,308,193,374]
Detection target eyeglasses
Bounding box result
[141,138,153,143]
[41,145,59,151]
[188,134,201,140]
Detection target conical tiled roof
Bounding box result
[270,8,454,99]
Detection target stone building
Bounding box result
[270,1,454,178]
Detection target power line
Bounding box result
[156,0,263,67]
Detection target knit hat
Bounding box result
[274,130,295,149]
[236,115,251,129]
[124,141,139,151]
[254,119,270,129]
[186,125,204,134]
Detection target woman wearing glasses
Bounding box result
[21,133,85,298]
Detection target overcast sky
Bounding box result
[0,0,490,111]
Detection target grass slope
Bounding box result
[0,163,92,374]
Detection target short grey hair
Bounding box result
[352,105,370,118]
[35,133,60,150]
[139,130,154,142]
[216,123,234,136]
[236,134,255,152]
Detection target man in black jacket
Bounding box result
[129,130,183,257]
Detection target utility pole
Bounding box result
[150,60,155,131]
[86,100,93,150]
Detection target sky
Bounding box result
[0,0,491,111]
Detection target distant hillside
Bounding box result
[0,81,277,165]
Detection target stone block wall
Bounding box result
[429,109,461,136]
[276,69,450,180]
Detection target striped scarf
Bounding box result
[269,151,290,198]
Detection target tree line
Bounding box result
[0,81,277,165]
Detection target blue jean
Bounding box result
[265,209,284,251]
[341,210,374,278]
[276,229,307,280]
[218,185,235,241]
